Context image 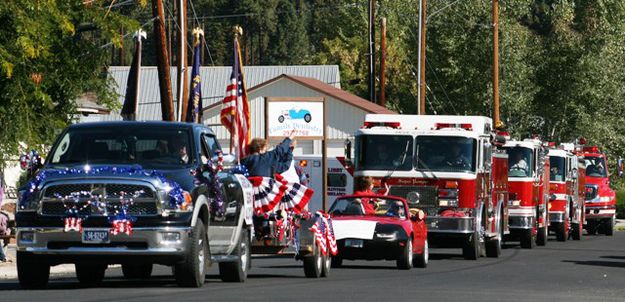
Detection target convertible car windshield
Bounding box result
[329,197,407,219]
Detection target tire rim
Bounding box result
[424,240,429,264]
[324,255,331,270]
[407,239,413,267]
[198,238,205,275]
[316,248,323,271]
[240,237,248,272]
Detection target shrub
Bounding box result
[616,190,625,219]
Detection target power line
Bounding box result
[188,0,215,66]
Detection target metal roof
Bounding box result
[91,65,340,122]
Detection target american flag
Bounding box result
[309,212,327,256]
[110,219,133,236]
[325,216,338,256]
[220,37,250,160]
[64,217,83,233]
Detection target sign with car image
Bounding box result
[266,98,325,139]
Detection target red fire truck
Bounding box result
[349,115,509,260]
[580,146,616,235]
[503,139,549,248]
[547,146,585,241]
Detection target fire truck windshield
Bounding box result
[585,156,607,177]
[355,135,414,171]
[505,146,534,177]
[414,136,477,173]
[550,156,566,181]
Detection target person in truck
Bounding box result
[445,143,470,168]
[510,152,529,176]
[242,131,297,178]
[172,138,189,164]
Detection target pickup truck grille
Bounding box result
[389,186,438,208]
[40,183,159,216]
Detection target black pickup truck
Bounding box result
[16,121,254,288]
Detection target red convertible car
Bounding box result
[329,194,428,269]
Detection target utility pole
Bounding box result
[368,0,376,103]
[176,0,188,122]
[379,17,387,107]
[152,0,174,121]
[492,0,501,127]
[418,0,427,115]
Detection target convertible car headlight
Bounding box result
[376,231,398,240]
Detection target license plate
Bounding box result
[82,230,110,244]
[345,239,363,248]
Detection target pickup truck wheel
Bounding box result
[75,263,107,286]
[321,254,331,277]
[219,228,250,282]
[413,240,428,268]
[17,252,49,289]
[396,238,413,270]
[303,244,323,278]
[330,256,343,268]
[122,263,153,279]
[605,217,615,236]
[175,220,208,287]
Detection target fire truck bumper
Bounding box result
[508,207,535,230]
[549,211,566,223]
[585,206,616,220]
[425,216,475,234]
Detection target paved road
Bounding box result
[2,232,625,302]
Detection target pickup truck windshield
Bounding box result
[49,127,194,168]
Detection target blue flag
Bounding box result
[185,42,202,123]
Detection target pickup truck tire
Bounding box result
[396,237,413,270]
[76,263,107,286]
[175,219,208,287]
[413,240,428,268]
[303,244,323,278]
[219,228,250,282]
[330,256,343,268]
[122,263,153,279]
[17,252,50,289]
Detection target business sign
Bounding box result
[266,98,325,139]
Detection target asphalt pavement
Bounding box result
[2,232,625,302]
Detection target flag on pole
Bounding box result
[121,30,146,121]
[220,27,250,160]
[185,28,203,123]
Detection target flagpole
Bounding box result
[234,26,243,164]
[134,30,146,120]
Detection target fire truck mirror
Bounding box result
[571,168,578,180]
[618,158,625,177]
[344,139,353,165]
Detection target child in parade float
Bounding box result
[241,130,297,178]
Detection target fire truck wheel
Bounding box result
[605,217,615,236]
[321,254,331,277]
[536,226,548,246]
[486,235,502,258]
[413,240,429,268]
[219,228,250,282]
[303,244,323,278]
[556,222,568,242]
[571,222,582,240]
[586,222,598,235]
[396,237,413,270]
[331,256,343,268]
[520,229,535,249]
[17,252,50,289]
[463,232,481,260]
[75,263,107,286]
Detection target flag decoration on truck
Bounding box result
[248,174,314,215]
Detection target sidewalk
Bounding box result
[0,244,75,280]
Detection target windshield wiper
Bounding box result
[385,140,411,179]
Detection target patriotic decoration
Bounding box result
[309,211,338,256]
[194,153,226,217]
[121,30,146,121]
[64,217,83,232]
[110,219,133,236]
[185,28,203,123]
[19,150,42,171]
[20,165,185,210]
[220,29,250,160]
[248,174,314,215]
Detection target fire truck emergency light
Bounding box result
[582,146,600,153]
[435,123,473,131]
[362,121,401,129]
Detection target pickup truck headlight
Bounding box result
[158,189,193,212]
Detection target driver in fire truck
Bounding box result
[510,152,529,176]
[444,143,470,169]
